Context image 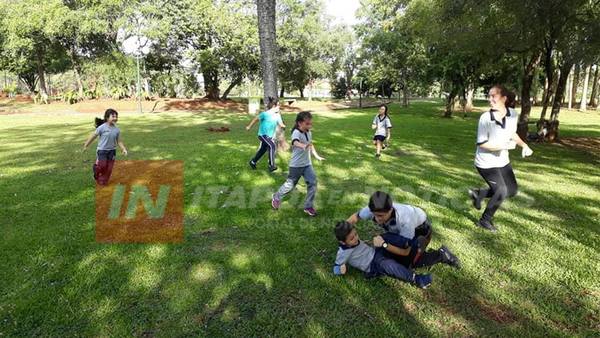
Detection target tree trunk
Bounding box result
[299,87,304,98]
[19,75,37,94]
[580,64,591,111]
[402,85,409,107]
[567,68,573,109]
[539,69,558,124]
[203,68,220,100]
[279,85,285,98]
[68,47,84,98]
[221,77,242,100]
[36,50,48,97]
[465,87,475,112]
[256,0,279,104]
[589,64,599,108]
[517,52,542,140]
[570,63,580,108]
[444,87,458,118]
[548,61,573,141]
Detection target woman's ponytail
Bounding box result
[492,85,516,109]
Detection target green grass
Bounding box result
[1,100,599,337]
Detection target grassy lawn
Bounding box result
[1,100,599,337]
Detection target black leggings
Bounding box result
[251,135,276,167]
[476,164,518,222]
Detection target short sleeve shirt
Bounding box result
[372,115,392,137]
[95,123,120,151]
[334,241,375,273]
[257,110,282,138]
[290,129,312,167]
[358,203,427,239]
[475,108,518,169]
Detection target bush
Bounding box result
[62,90,79,105]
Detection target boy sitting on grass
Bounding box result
[333,221,433,289]
[346,191,460,269]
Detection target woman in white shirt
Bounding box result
[469,85,533,232]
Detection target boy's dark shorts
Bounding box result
[97,149,116,161]
[373,135,386,142]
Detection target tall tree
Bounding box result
[256,0,278,103]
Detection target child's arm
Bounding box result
[292,140,310,149]
[346,213,360,225]
[371,123,377,130]
[310,144,325,161]
[333,249,351,275]
[373,235,411,256]
[118,139,128,156]
[246,116,259,131]
[347,207,371,225]
[83,132,97,151]
[386,129,391,142]
[277,115,286,129]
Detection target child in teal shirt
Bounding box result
[246,97,286,172]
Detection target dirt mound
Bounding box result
[559,137,600,156]
[163,98,247,113]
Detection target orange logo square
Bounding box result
[95,160,184,243]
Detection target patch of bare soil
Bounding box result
[558,137,600,157]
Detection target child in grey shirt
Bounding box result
[271,111,324,217]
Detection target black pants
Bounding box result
[381,220,442,269]
[476,164,518,222]
[251,135,276,167]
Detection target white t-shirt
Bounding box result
[475,108,518,169]
[358,202,427,239]
[372,115,392,137]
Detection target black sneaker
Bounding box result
[440,246,461,269]
[268,165,278,172]
[414,274,432,289]
[476,219,497,232]
[248,160,257,170]
[468,189,482,210]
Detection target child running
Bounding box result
[333,221,433,289]
[271,111,324,217]
[469,85,533,232]
[246,97,286,172]
[372,104,392,158]
[83,109,128,185]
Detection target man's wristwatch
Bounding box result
[382,242,388,249]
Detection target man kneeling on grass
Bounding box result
[346,191,460,270]
[333,221,434,289]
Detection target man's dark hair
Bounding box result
[368,191,393,212]
[334,221,353,242]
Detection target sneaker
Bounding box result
[468,188,481,210]
[249,160,257,170]
[268,165,278,172]
[440,246,461,269]
[382,143,387,150]
[303,207,317,217]
[476,219,497,232]
[271,194,280,210]
[414,274,432,289]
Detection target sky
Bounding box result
[325,0,361,26]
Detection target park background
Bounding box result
[1,0,599,337]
